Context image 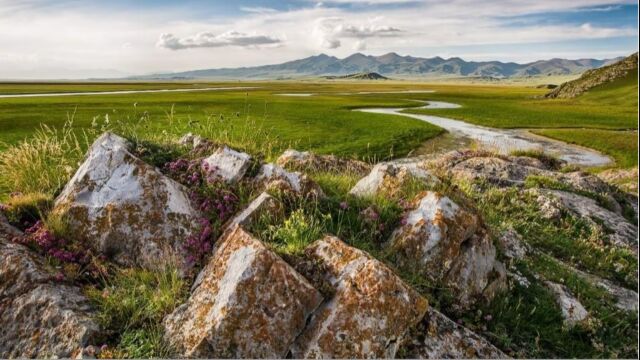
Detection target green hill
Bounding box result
[546,53,638,99]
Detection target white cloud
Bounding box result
[157,31,282,50]
[314,17,402,49]
[0,0,636,78]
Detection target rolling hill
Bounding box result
[132,52,623,80]
[546,52,638,98]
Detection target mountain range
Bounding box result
[133,52,624,80]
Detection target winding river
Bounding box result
[357,101,612,167]
[0,86,257,99]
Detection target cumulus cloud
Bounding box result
[157,31,282,50]
[314,17,402,49]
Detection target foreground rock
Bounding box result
[349,163,439,198]
[0,218,100,358]
[277,149,371,176]
[388,191,506,310]
[536,189,638,254]
[544,281,589,327]
[52,132,202,269]
[224,192,282,231]
[291,236,428,359]
[446,155,548,186]
[202,146,252,183]
[164,225,322,358]
[403,308,508,359]
[256,163,325,198]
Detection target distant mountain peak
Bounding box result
[130,52,627,80]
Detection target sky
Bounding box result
[0,0,637,79]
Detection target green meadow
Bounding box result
[0,79,637,167]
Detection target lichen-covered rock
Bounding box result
[277,149,371,175]
[291,236,428,359]
[1,228,99,358]
[545,281,589,327]
[202,146,252,183]
[498,228,529,262]
[224,192,282,231]
[255,163,324,198]
[449,156,546,186]
[349,163,439,198]
[538,190,638,254]
[163,225,322,358]
[388,191,506,310]
[403,308,508,359]
[52,132,202,268]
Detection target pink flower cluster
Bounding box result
[183,218,214,268]
[19,221,79,263]
[164,158,203,186]
[163,157,241,269]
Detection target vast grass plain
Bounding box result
[0,79,637,359]
[0,78,637,169]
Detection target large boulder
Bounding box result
[163,225,323,358]
[403,308,508,359]
[277,149,371,176]
[291,236,428,359]
[388,191,506,310]
[202,146,252,183]
[255,163,324,198]
[52,132,202,268]
[0,219,100,358]
[349,163,439,198]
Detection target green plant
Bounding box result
[1,192,53,228]
[0,120,87,197]
[86,265,187,357]
[265,209,328,255]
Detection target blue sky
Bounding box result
[0,0,637,78]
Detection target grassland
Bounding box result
[0,83,446,160]
[0,79,637,169]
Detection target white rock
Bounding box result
[545,281,589,327]
[498,228,529,261]
[225,192,282,231]
[202,146,252,183]
[164,225,322,358]
[388,191,506,310]
[255,163,324,198]
[1,233,100,359]
[405,308,508,359]
[349,163,439,198]
[291,236,428,359]
[53,132,202,268]
[542,190,638,254]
